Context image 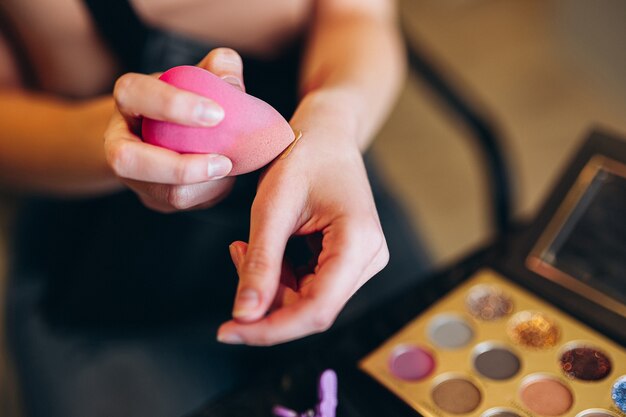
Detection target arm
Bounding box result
[297,0,406,150]
[0,30,234,202]
[218,0,406,345]
[0,91,120,195]
[0,26,122,195]
[0,29,118,194]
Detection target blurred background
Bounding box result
[1,0,626,413]
[372,0,626,265]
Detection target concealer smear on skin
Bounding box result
[279,129,303,160]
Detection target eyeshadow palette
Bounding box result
[359,269,626,417]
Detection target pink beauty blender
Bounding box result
[142,65,295,175]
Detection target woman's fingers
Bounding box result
[103,47,249,214]
[216,246,358,346]
[105,139,232,183]
[112,48,247,130]
[125,176,236,212]
[104,125,232,184]
[229,240,299,308]
[198,47,245,92]
[113,72,224,127]
[217,217,389,346]
[228,194,301,324]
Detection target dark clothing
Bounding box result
[5,2,431,416]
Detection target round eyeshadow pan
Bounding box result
[473,343,520,380]
[466,284,513,320]
[388,345,435,381]
[428,315,474,348]
[575,409,618,417]
[431,376,481,414]
[519,374,573,416]
[507,311,560,349]
[482,408,522,417]
[612,376,626,413]
[560,346,612,381]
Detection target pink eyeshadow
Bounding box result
[388,345,436,381]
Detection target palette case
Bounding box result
[506,129,626,343]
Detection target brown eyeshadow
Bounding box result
[431,378,481,414]
[560,347,612,381]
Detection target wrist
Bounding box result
[291,88,362,147]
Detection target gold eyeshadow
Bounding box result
[359,269,626,417]
[507,311,560,349]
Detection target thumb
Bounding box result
[198,48,245,92]
[232,202,296,323]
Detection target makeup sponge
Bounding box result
[142,65,295,175]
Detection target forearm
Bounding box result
[0,90,121,195]
[296,0,406,150]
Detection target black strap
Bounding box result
[82,0,150,71]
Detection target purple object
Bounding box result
[273,369,338,417]
[272,405,300,417]
[316,370,338,417]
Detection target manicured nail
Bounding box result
[228,244,238,265]
[233,288,260,319]
[234,245,244,267]
[207,154,232,179]
[228,244,243,269]
[221,76,244,91]
[217,333,244,344]
[196,100,224,126]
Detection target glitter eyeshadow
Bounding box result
[560,347,612,381]
[507,311,560,349]
[612,376,626,413]
[466,284,513,320]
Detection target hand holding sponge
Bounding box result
[142,65,296,175]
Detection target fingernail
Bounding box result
[228,244,238,265]
[217,51,242,67]
[217,333,244,344]
[233,288,260,319]
[207,154,232,179]
[196,100,224,126]
[233,245,244,267]
[221,76,244,91]
[229,244,243,268]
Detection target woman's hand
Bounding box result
[104,48,246,212]
[217,92,390,346]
